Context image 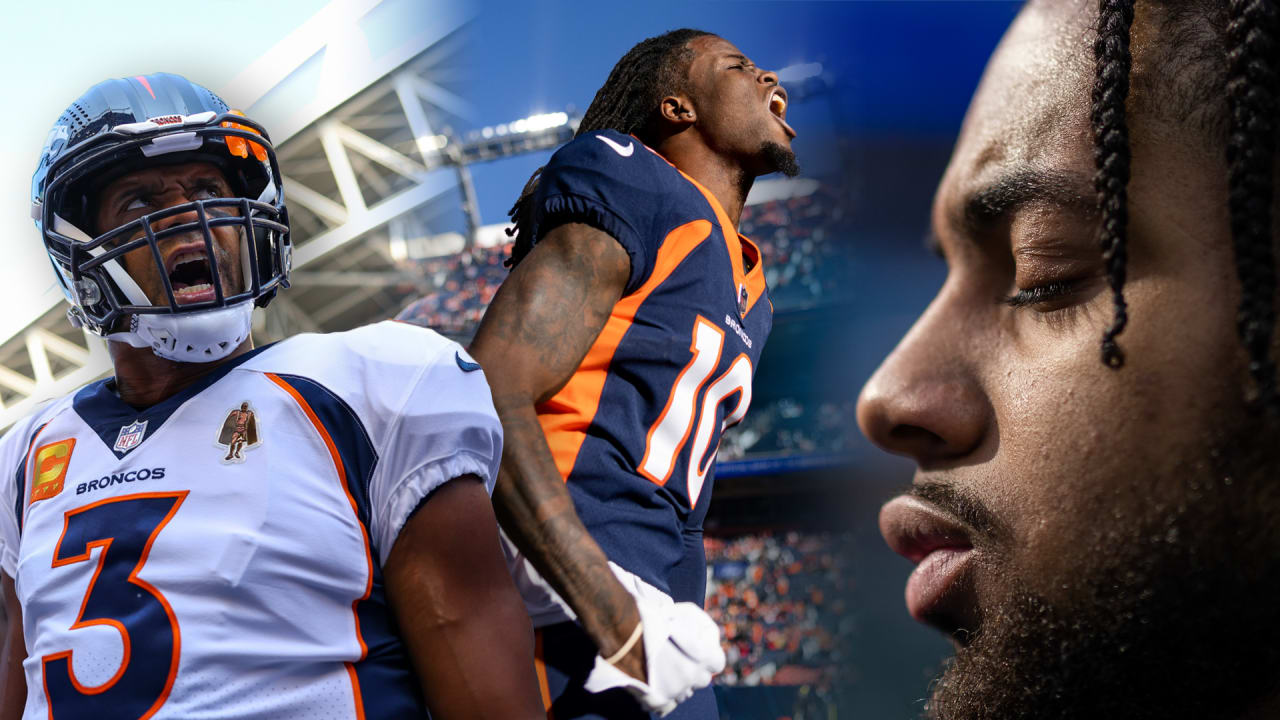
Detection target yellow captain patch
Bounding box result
[31,438,76,503]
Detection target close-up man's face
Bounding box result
[858,1,1280,717]
[682,34,799,178]
[93,161,243,308]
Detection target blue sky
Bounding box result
[457,0,1019,224]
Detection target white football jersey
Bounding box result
[0,321,501,719]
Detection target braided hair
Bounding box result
[1092,0,1280,411]
[1225,0,1280,409]
[504,29,713,267]
[1092,0,1135,369]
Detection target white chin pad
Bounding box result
[108,302,252,363]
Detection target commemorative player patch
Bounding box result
[216,401,261,463]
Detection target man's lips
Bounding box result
[161,239,223,304]
[172,284,216,304]
[766,87,796,139]
[880,494,977,631]
[163,240,211,276]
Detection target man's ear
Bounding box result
[659,94,696,128]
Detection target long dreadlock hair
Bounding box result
[504,29,713,268]
[1092,0,1280,410]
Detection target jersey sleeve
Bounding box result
[0,412,45,578]
[532,129,680,294]
[368,339,503,567]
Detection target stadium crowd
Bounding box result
[717,397,856,460]
[395,242,509,336]
[395,184,851,336]
[703,532,851,688]
[739,186,852,310]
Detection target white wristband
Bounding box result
[604,620,644,666]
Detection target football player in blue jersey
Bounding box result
[468,30,798,719]
[0,73,543,719]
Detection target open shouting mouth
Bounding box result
[164,244,219,304]
[767,87,796,139]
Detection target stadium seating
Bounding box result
[718,398,856,460]
[396,184,853,336]
[703,532,851,689]
[395,242,510,335]
[740,186,853,311]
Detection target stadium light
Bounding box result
[474,111,569,141]
[416,133,448,152]
[777,62,823,84]
[520,111,569,132]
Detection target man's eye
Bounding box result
[124,197,150,212]
[192,184,224,200]
[1001,280,1081,309]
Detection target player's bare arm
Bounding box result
[468,221,647,679]
[383,475,542,719]
[0,574,23,720]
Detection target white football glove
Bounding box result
[583,562,726,716]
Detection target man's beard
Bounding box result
[761,141,800,177]
[925,423,1280,720]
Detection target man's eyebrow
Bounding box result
[725,53,753,65]
[189,173,229,185]
[960,168,1095,230]
[103,177,154,199]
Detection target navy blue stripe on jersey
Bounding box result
[269,374,425,718]
[352,564,428,718]
[72,343,275,458]
[270,374,377,536]
[13,421,50,534]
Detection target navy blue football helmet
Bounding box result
[31,72,290,362]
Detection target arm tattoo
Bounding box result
[469,223,642,657]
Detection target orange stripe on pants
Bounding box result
[534,629,555,718]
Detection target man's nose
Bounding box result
[150,205,202,234]
[856,299,991,467]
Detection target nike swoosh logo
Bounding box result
[596,135,634,157]
[455,351,482,373]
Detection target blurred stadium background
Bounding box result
[0,1,1021,717]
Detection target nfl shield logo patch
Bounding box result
[114,420,148,454]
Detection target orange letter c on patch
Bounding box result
[31,439,75,503]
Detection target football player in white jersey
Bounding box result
[0,73,544,719]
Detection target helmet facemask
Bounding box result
[35,112,291,362]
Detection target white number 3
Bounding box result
[638,316,753,506]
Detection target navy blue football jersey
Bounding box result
[526,129,772,607]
